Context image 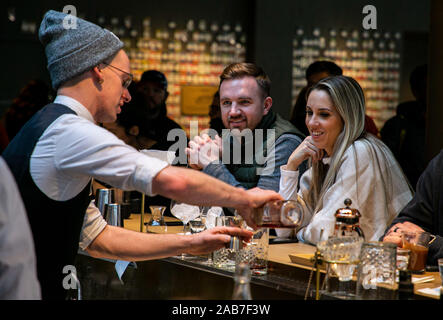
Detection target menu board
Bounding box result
[292,27,402,130]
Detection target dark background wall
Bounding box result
[0,0,255,113]
[1,0,430,120]
[254,0,430,117]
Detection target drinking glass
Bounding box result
[146,206,167,233]
[169,200,200,260]
[212,216,244,271]
[198,207,225,266]
[189,216,206,233]
[356,242,397,299]
[236,227,269,275]
[401,230,430,273]
[396,248,410,271]
[317,236,363,298]
[169,199,200,234]
[189,206,210,233]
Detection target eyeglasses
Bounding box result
[101,62,133,89]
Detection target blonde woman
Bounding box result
[278,76,413,244]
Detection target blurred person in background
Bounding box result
[381,64,428,189]
[103,81,158,150]
[0,79,52,154]
[3,79,52,141]
[102,81,176,216]
[135,70,184,152]
[382,149,443,266]
[208,90,224,136]
[290,60,378,137]
[0,119,8,154]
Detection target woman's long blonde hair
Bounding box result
[305,75,411,213]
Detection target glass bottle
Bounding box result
[232,263,252,300]
[253,200,303,228]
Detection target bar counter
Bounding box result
[72,214,442,300]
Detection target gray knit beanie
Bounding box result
[38,10,124,90]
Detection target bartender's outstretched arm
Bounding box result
[86,225,252,261]
[151,165,283,227]
[86,165,282,261]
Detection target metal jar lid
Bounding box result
[335,198,361,224]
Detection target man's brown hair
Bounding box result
[219,62,271,98]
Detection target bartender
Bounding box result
[2,10,281,300]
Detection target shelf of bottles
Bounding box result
[111,17,247,137]
[292,27,402,130]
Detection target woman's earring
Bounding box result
[99,79,104,84]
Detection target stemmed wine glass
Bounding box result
[170,199,201,259]
[170,200,201,233]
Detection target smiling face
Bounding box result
[219,76,271,132]
[306,89,344,156]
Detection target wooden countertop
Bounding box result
[124,213,184,234]
[123,213,441,300]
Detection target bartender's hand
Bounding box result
[235,187,284,229]
[186,133,222,170]
[382,221,425,247]
[286,136,324,171]
[185,226,253,256]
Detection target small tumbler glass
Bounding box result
[356,241,397,300]
[236,227,269,276]
[212,216,244,271]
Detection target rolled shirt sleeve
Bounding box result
[78,201,108,251]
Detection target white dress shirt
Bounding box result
[30,95,169,249]
[0,157,41,299]
[278,139,413,244]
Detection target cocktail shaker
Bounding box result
[95,188,114,216]
[104,203,121,227]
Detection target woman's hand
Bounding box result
[286,136,324,171]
